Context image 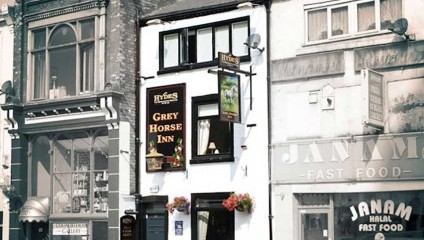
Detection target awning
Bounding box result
[19,197,50,222]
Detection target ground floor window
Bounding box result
[296,191,424,240]
[192,192,234,240]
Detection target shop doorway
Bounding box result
[28,222,49,240]
[300,209,332,240]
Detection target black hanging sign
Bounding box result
[218,71,241,123]
[120,215,136,240]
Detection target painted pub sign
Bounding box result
[146,84,185,172]
[218,71,241,123]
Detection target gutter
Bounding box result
[265,1,273,240]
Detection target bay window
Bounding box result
[191,95,234,164]
[29,130,109,216]
[306,0,401,43]
[159,17,249,72]
[29,17,100,101]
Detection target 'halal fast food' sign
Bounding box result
[146,84,185,172]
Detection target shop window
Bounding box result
[191,95,234,164]
[30,136,51,197]
[296,191,424,240]
[159,17,249,73]
[191,193,234,240]
[29,17,101,101]
[48,131,108,215]
[306,0,401,43]
[92,221,108,239]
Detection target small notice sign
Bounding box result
[362,68,384,129]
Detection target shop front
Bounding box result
[272,132,424,240]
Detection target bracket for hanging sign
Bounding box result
[208,52,257,110]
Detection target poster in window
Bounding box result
[218,71,241,123]
[146,84,185,172]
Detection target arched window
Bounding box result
[30,18,98,100]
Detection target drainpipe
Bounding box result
[265,1,273,240]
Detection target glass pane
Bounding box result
[33,51,46,99]
[331,7,348,36]
[231,21,248,56]
[33,29,46,50]
[81,19,95,40]
[197,28,212,62]
[297,194,330,206]
[53,173,72,213]
[94,134,108,170]
[308,9,327,41]
[358,1,376,32]
[198,103,218,117]
[54,137,72,173]
[49,46,76,98]
[73,137,91,172]
[80,42,95,93]
[49,25,76,46]
[72,172,90,213]
[31,136,50,197]
[381,0,402,29]
[302,213,328,240]
[163,33,179,68]
[215,26,229,57]
[197,118,231,156]
[196,210,234,240]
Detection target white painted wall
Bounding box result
[0,5,13,240]
[140,6,269,240]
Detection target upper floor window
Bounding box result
[159,17,250,73]
[306,0,401,43]
[29,18,99,100]
[191,94,234,164]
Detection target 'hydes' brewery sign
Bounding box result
[146,84,185,172]
[272,133,424,183]
[218,52,240,70]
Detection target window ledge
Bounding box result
[49,212,108,220]
[297,31,401,55]
[190,155,234,164]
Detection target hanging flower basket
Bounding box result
[223,193,253,213]
[166,196,190,214]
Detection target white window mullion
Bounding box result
[327,8,332,38]
[375,0,381,31]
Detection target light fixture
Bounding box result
[208,142,217,154]
[237,2,258,9]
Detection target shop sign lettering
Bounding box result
[53,223,87,236]
[272,133,424,183]
[146,84,185,172]
[350,199,411,233]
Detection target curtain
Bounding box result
[197,211,210,240]
[163,33,179,68]
[331,7,348,36]
[215,26,229,57]
[232,21,248,56]
[358,1,376,31]
[381,0,402,29]
[308,9,327,41]
[33,52,46,99]
[197,119,210,155]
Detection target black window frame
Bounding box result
[191,192,234,240]
[158,16,251,74]
[191,94,234,164]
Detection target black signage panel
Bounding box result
[218,52,240,70]
[120,215,136,240]
[146,84,185,172]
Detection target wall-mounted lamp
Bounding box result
[237,2,259,9]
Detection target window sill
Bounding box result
[297,31,398,55]
[190,155,234,164]
[49,212,107,220]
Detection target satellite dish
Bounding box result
[244,34,265,52]
[388,18,412,40]
[0,81,12,95]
